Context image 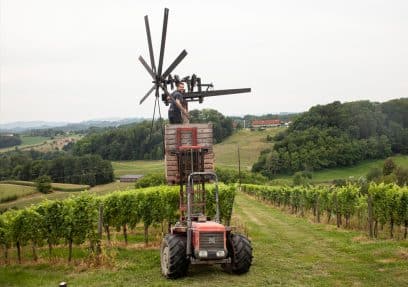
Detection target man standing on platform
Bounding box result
[168,82,189,124]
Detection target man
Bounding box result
[168,82,189,124]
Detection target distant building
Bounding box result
[251,119,282,129]
[119,174,144,182]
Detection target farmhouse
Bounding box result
[251,119,282,129]
[119,174,144,182]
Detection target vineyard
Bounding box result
[0,186,407,286]
[0,184,235,264]
[241,183,408,239]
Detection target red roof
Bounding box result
[252,119,281,126]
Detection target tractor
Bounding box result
[138,8,253,278]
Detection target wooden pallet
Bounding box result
[164,123,214,184]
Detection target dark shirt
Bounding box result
[168,91,184,124]
[169,91,183,114]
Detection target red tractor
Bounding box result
[159,124,252,278]
[137,8,253,278]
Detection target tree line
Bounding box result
[253,99,408,177]
[0,150,113,186]
[0,134,22,149]
[73,109,234,160]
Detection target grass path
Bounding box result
[1,192,407,286]
[234,192,408,286]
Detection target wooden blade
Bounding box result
[157,8,169,76]
[139,85,156,105]
[144,15,156,73]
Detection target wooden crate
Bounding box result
[165,123,214,184]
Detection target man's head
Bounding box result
[176,82,185,92]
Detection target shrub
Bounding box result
[293,171,312,186]
[366,167,382,182]
[383,157,396,176]
[395,166,408,187]
[135,173,166,188]
[215,167,267,185]
[35,175,52,193]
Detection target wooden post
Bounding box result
[123,224,128,245]
[16,241,21,264]
[32,242,37,262]
[105,225,111,243]
[68,239,73,262]
[3,244,8,264]
[367,194,374,238]
[97,205,103,255]
[334,193,340,228]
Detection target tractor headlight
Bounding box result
[198,250,208,258]
[216,250,225,257]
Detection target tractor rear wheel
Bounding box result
[222,233,253,274]
[160,234,189,279]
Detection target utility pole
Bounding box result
[238,145,241,189]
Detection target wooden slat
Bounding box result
[165,123,215,183]
[166,165,179,171]
[165,133,213,140]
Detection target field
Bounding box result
[310,154,408,182]
[0,134,82,153]
[20,135,50,146]
[274,154,408,183]
[112,160,164,178]
[0,184,37,203]
[0,191,407,286]
[214,128,284,170]
[0,136,50,153]
[0,181,135,210]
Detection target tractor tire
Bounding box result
[222,233,253,274]
[160,234,189,279]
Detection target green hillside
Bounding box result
[214,128,284,170]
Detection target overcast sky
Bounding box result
[1,0,407,123]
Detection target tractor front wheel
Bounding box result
[222,233,253,274]
[160,234,189,279]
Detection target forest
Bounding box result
[253,98,408,177]
[0,150,113,186]
[73,109,234,160]
[0,134,22,149]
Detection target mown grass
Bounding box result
[1,191,407,286]
[1,180,90,191]
[274,154,408,183]
[111,160,164,178]
[0,136,50,153]
[0,181,135,210]
[0,184,37,203]
[311,154,408,182]
[20,135,50,146]
[214,128,284,170]
[0,134,83,153]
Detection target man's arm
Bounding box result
[175,99,189,118]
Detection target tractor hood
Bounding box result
[192,221,226,232]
